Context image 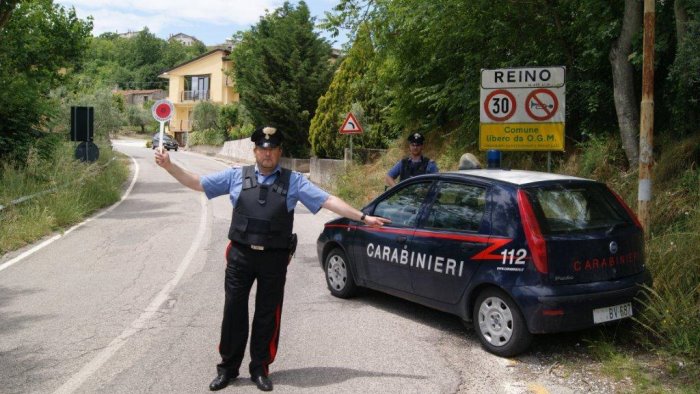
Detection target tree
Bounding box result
[0,0,22,29]
[309,24,397,158]
[230,1,334,157]
[609,0,642,167]
[0,0,92,163]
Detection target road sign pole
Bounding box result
[638,0,655,239]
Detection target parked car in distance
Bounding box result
[152,132,179,151]
[317,168,650,357]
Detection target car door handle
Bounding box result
[396,236,408,244]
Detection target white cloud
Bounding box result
[57,0,283,32]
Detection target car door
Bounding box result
[408,180,490,304]
[357,181,434,293]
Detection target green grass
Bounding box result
[0,142,129,254]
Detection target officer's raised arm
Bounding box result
[154,149,204,192]
[321,195,391,228]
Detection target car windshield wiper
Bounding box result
[605,221,628,235]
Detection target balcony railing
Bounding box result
[181,90,210,102]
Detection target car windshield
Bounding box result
[525,183,631,234]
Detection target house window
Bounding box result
[184,75,210,101]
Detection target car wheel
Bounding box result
[324,248,357,298]
[174,147,178,151]
[473,288,532,357]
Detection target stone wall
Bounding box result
[279,158,310,173]
[310,157,345,188]
[188,139,346,187]
[219,139,255,164]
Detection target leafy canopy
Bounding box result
[0,0,92,163]
[230,1,334,158]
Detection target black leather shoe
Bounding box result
[251,375,273,391]
[209,372,236,391]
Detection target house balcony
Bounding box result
[180,90,210,102]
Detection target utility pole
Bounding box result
[638,0,655,239]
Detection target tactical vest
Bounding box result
[228,165,294,249]
[399,157,430,181]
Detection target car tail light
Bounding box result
[517,189,548,274]
[607,187,643,230]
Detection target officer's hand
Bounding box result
[154,149,171,170]
[364,216,391,228]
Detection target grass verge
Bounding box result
[0,142,129,255]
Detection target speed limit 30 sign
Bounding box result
[479,66,566,151]
[483,89,516,122]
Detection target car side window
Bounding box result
[373,182,432,227]
[424,182,486,232]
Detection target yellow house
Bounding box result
[158,49,239,145]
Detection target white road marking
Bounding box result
[0,156,140,273]
[53,192,208,394]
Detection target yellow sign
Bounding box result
[479,123,565,151]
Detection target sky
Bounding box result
[55,0,349,47]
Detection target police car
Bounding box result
[317,169,651,357]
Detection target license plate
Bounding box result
[593,302,633,324]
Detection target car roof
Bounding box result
[443,169,590,186]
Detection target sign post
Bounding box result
[479,67,566,164]
[151,99,174,153]
[339,112,363,164]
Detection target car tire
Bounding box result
[473,288,532,357]
[324,248,357,298]
[174,147,178,151]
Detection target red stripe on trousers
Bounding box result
[265,304,283,375]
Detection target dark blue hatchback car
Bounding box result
[317,169,651,357]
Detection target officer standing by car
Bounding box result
[385,132,439,187]
[154,126,389,392]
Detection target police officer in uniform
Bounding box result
[385,132,439,187]
[155,126,389,392]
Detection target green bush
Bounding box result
[218,103,239,134]
[188,129,225,146]
[0,141,128,254]
[192,101,221,131]
[228,124,255,141]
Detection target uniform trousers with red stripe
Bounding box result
[217,241,289,378]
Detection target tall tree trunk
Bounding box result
[674,0,688,44]
[0,0,21,30]
[609,0,642,167]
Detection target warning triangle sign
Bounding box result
[339,112,363,134]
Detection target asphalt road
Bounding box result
[0,140,595,393]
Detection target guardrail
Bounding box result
[0,157,117,213]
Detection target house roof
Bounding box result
[113,89,163,95]
[158,49,231,78]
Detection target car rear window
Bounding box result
[525,183,631,234]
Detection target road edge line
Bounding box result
[0,155,140,273]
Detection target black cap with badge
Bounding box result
[251,126,283,148]
[407,132,425,145]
